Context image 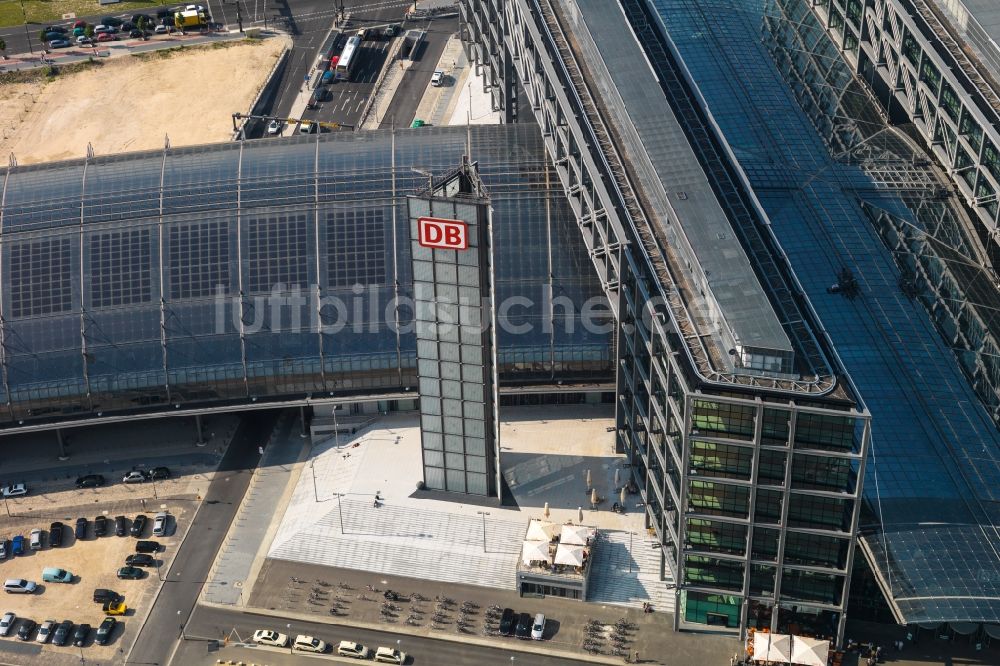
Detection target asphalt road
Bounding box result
[124,410,280,666]
[379,16,458,129]
[177,604,596,666]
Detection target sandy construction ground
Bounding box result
[0,36,289,165]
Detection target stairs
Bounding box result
[586,530,676,613]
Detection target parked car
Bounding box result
[3,579,36,594]
[43,32,64,43]
[252,629,289,647]
[293,635,327,653]
[17,618,36,641]
[93,588,120,603]
[375,646,408,664]
[36,619,55,644]
[44,25,68,33]
[515,612,533,639]
[149,466,170,480]
[0,540,9,560]
[531,612,545,640]
[498,608,515,636]
[52,620,73,646]
[135,540,160,553]
[431,70,444,86]
[73,19,86,29]
[52,620,73,645]
[49,522,63,547]
[48,39,71,48]
[1,484,27,498]
[42,567,72,583]
[114,516,127,537]
[131,13,154,24]
[95,617,116,645]
[73,26,85,36]
[266,119,283,135]
[125,554,154,567]
[75,474,105,488]
[72,623,90,647]
[75,518,88,540]
[10,536,24,556]
[102,600,126,616]
[153,24,172,34]
[96,33,116,42]
[152,512,168,537]
[130,515,147,537]
[29,529,42,550]
[101,16,124,26]
[94,516,108,537]
[337,641,371,659]
[129,29,146,38]
[0,612,15,637]
[122,471,147,484]
[116,566,143,580]
[75,35,93,45]
[93,24,109,33]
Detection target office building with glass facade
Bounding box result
[461,0,871,643]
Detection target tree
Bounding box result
[136,16,148,36]
[84,25,95,39]
[39,28,49,43]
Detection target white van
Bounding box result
[29,529,42,550]
[4,579,37,594]
[531,612,545,640]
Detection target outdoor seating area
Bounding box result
[744,627,834,666]
[516,519,597,599]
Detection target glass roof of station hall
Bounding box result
[653,0,1000,624]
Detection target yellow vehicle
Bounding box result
[102,600,127,616]
[174,9,206,28]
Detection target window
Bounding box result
[9,238,73,318]
[692,400,755,441]
[787,494,850,531]
[794,412,856,451]
[919,59,941,95]
[685,518,747,556]
[959,110,984,153]
[901,29,920,66]
[684,555,744,592]
[688,480,749,519]
[784,532,847,569]
[940,82,961,122]
[690,440,752,480]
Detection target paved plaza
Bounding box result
[253,405,675,612]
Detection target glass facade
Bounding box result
[0,126,613,429]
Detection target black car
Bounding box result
[75,517,88,540]
[75,474,105,488]
[115,515,128,537]
[94,515,108,537]
[117,566,144,580]
[149,466,170,480]
[132,13,154,24]
[101,16,124,26]
[499,608,516,636]
[125,553,155,567]
[95,617,116,645]
[52,620,73,646]
[16,619,36,641]
[93,588,120,603]
[129,29,145,38]
[43,25,68,33]
[49,522,64,548]
[130,514,147,537]
[514,612,533,639]
[73,623,91,647]
[135,540,160,554]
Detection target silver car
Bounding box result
[36,620,56,644]
[0,612,15,637]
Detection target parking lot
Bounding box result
[0,507,189,660]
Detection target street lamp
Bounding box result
[336,493,345,533]
[286,623,293,654]
[477,511,490,553]
[18,0,33,55]
[176,610,183,638]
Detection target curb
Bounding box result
[196,602,624,665]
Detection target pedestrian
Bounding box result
[634,651,639,663]
[373,498,378,508]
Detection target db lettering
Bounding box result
[417,217,469,250]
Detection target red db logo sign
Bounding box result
[417,217,469,250]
